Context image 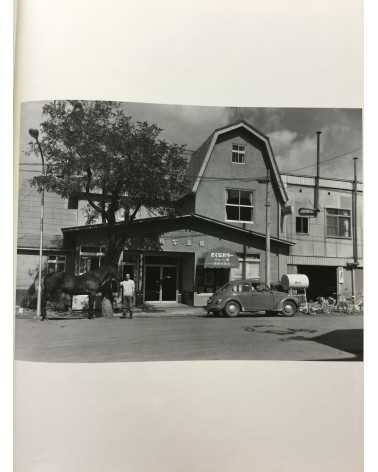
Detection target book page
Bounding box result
[14,1,363,471]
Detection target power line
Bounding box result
[285,147,361,173]
[17,169,362,185]
[18,146,362,183]
[19,146,362,172]
[18,167,269,182]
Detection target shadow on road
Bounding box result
[283,329,363,361]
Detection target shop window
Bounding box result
[67,195,79,209]
[47,255,66,273]
[230,256,260,280]
[296,216,309,234]
[196,267,229,293]
[326,208,351,238]
[226,189,254,222]
[79,246,105,274]
[231,144,246,164]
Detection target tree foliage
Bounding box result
[29,100,189,265]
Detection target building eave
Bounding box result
[62,213,295,254]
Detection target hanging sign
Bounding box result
[204,247,239,269]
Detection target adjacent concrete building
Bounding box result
[282,173,363,300]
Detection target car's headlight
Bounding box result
[215,298,223,304]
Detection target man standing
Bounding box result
[120,273,135,319]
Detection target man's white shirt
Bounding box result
[121,279,135,296]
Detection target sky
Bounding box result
[20,101,362,180]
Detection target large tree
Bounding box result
[29,100,188,266]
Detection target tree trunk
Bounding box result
[103,228,125,268]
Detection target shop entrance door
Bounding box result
[144,265,177,302]
[161,266,177,301]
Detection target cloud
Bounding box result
[267,129,298,155]
[20,101,362,180]
[228,107,362,178]
[269,131,316,173]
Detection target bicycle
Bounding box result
[330,294,363,314]
[307,297,335,315]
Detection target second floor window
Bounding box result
[326,208,351,238]
[226,189,254,222]
[232,144,246,164]
[47,255,66,273]
[296,216,309,234]
[67,194,79,209]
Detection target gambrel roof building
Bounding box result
[16,120,363,305]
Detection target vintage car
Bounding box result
[206,279,301,317]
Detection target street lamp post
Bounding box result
[29,128,45,320]
[258,170,271,287]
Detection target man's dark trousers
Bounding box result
[123,296,133,318]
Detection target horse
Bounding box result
[41,266,119,320]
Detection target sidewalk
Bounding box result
[15,304,208,319]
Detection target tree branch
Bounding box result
[130,204,141,221]
[85,166,105,215]
[87,197,104,215]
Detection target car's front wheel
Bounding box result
[281,300,297,317]
[224,301,241,317]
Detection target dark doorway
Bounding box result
[161,266,177,301]
[297,265,337,300]
[144,265,177,302]
[145,266,161,301]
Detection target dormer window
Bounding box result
[232,144,246,164]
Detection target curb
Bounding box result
[15,308,208,320]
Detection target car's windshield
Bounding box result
[214,281,233,293]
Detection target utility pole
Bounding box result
[265,169,271,287]
[299,131,323,217]
[352,157,358,264]
[242,224,247,279]
[351,157,359,301]
[258,170,271,287]
[314,131,322,214]
[29,129,45,320]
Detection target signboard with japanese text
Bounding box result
[204,248,239,269]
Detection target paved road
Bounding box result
[15,313,363,362]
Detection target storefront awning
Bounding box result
[204,247,239,269]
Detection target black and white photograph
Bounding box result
[15,100,363,362]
